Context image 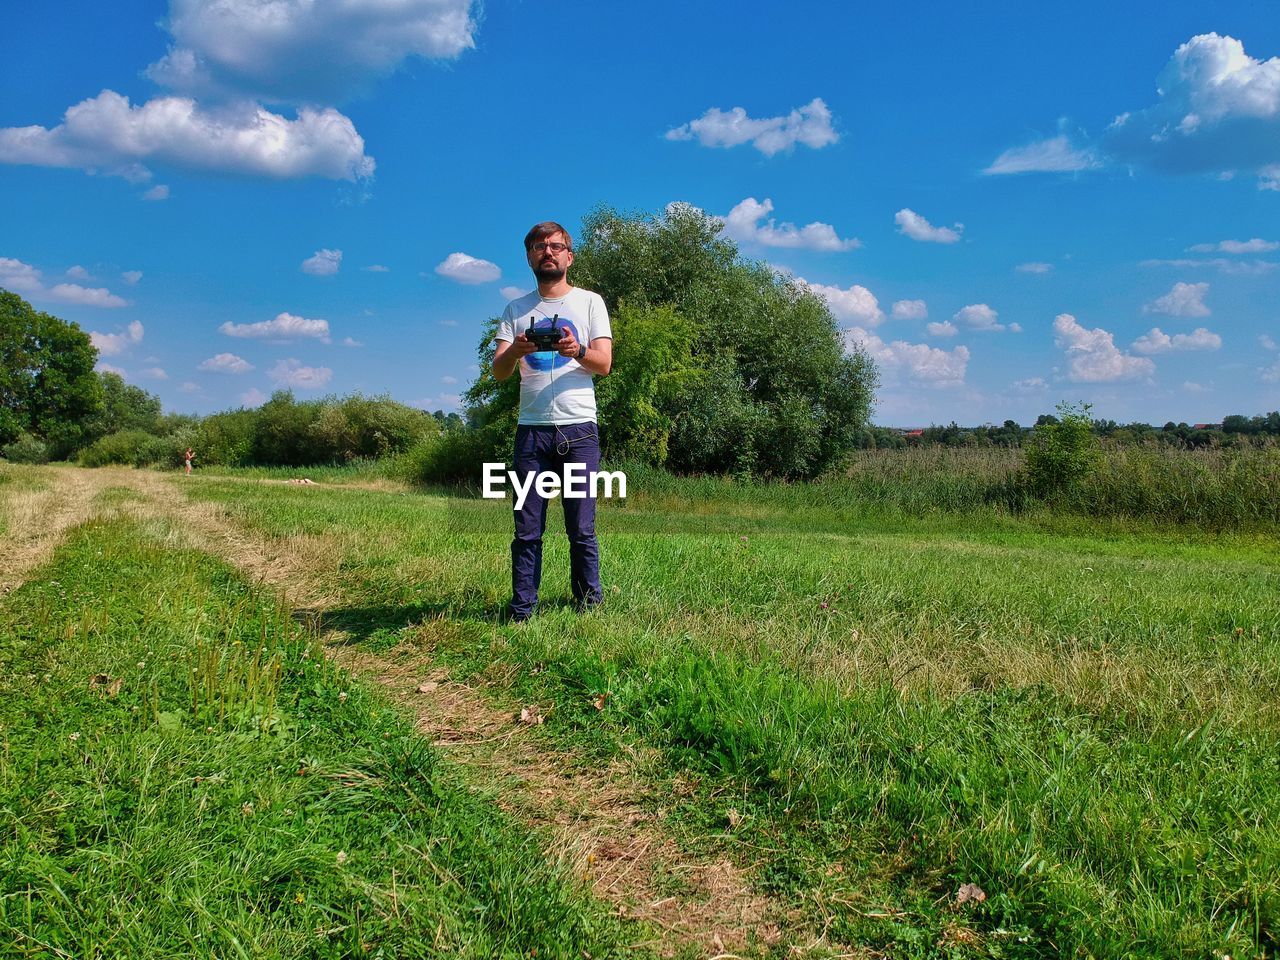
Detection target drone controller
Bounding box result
[526,314,565,351]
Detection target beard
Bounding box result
[534,262,566,283]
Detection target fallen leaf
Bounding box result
[416,681,439,694]
[956,882,987,905]
[518,705,544,726]
[591,692,609,711]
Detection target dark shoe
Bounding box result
[504,604,533,624]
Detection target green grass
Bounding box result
[178,472,1280,957]
[0,515,645,959]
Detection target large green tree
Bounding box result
[83,371,163,441]
[1,289,102,454]
[464,204,877,479]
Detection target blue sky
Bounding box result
[2,0,1278,427]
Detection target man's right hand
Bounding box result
[512,331,539,356]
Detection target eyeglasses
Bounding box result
[531,241,571,254]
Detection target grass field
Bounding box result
[2,464,1278,957]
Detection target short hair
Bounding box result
[524,221,573,252]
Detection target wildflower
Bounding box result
[68,732,81,742]
[819,602,829,610]
[242,802,255,816]
[294,892,305,904]
[336,851,347,865]
[338,691,348,703]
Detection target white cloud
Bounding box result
[983,135,1101,175]
[220,312,331,342]
[1189,238,1278,254]
[146,0,477,103]
[720,197,859,252]
[0,91,375,182]
[341,336,362,347]
[437,319,459,327]
[1140,257,1277,276]
[441,375,458,384]
[1,257,127,306]
[926,321,958,337]
[179,381,200,393]
[0,257,43,293]
[1009,322,1023,333]
[66,265,93,281]
[1016,262,1053,274]
[500,285,527,300]
[1106,34,1280,186]
[269,358,332,389]
[1261,334,1278,351]
[1262,359,1280,383]
[363,264,390,273]
[1262,165,1280,191]
[1131,326,1222,354]
[121,270,143,285]
[435,252,500,284]
[138,366,169,380]
[1145,281,1210,317]
[798,279,884,325]
[90,320,145,356]
[666,97,837,156]
[895,208,963,244]
[199,352,253,374]
[953,303,1005,331]
[1053,313,1155,382]
[1010,377,1048,393]
[418,392,462,411]
[891,299,928,321]
[143,185,170,201]
[240,387,268,407]
[1183,381,1210,393]
[49,283,129,308]
[96,362,126,376]
[301,249,342,276]
[845,326,970,387]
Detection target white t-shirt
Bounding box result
[496,287,612,425]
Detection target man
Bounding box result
[492,221,613,622]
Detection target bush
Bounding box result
[1,432,50,464]
[1023,401,1099,499]
[78,429,160,467]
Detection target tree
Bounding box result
[84,371,163,441]
[1,289,102,455]
[1024,401,1099,498]
[463,204,878,479]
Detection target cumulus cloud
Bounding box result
[220,312,330,342]
[341,336,362,347]
[1054,313,1155,382]
[1262,359,1280,383]
[1,256,128,306]
[1106,34,1280,186]
[269,358,332,389]
[90,320,145,356]
[1017,262,1053,274]
[96,362,126,376]
[953,303,1005,331]
[301,248,342,276]
[199,352,253,374]
[845,326,970,387]
[143,185,170,201]
[0,91,375,182]
[895,208,963,244]
[666,97,837,156]
[0,257,44,293]
[363,264,390,273]
[892,299,928,320]
[926,321,958,337]
[121,270,143,285]
[1261,334,1278,351]
[435,252,501,284]
[720,197,859,252]
[1183,381,1210,393]
[441,375,458,384]
[500,285,527,300]
[797,279,884,325]
[1145,281,1210,317]
[1131,326,1222,354]
[1189,238,1278,254]
[1140,257,1277,276]
[146,0,477,103]
[139,366,169,380]
[66,265,93,281]
[1010,377,1048,393]
[983,135,1102,175]
[240,387,268,407]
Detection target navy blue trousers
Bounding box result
[509,422,602,618]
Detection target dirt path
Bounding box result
[0,466,851,958]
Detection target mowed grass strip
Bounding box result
[0,516,643,959]
[180,475,1280,956]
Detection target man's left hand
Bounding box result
[556,328,582,358]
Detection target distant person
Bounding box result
[184,447,195,476]
[492,221,613,622]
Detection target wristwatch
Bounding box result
[576,344,587,360]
